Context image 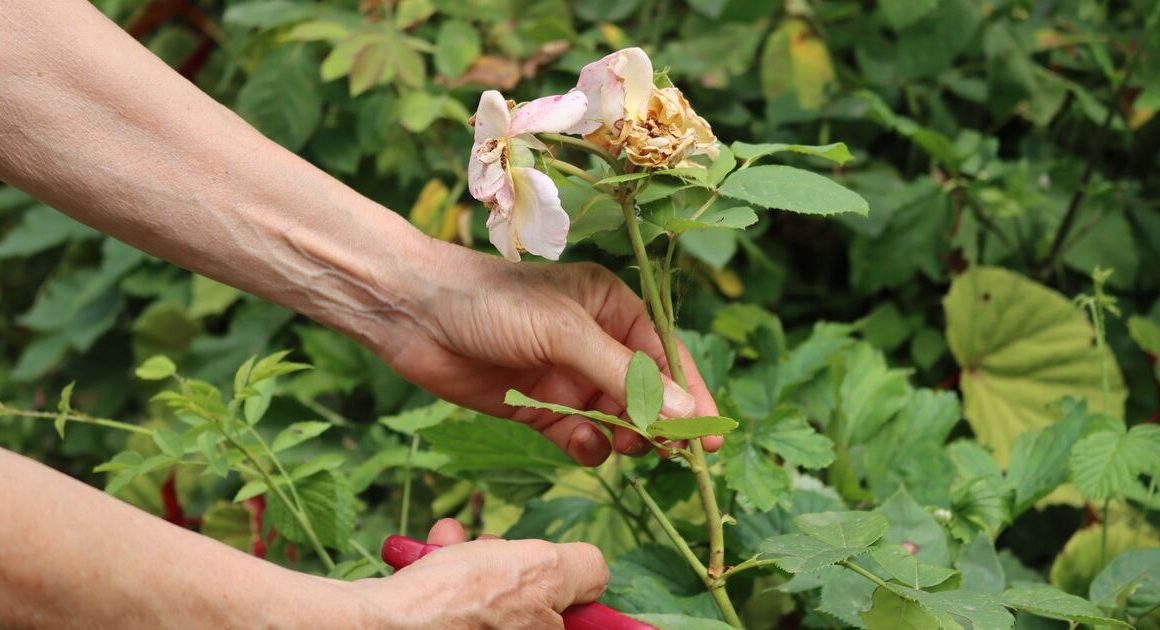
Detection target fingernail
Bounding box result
[662,383,696,417]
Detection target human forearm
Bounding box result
[0,0,431,356]
[0,449,369,628]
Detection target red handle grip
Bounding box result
[381,535,655,630]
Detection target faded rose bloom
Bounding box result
[623,87,718,168]
[468,89,587,261]
[567,47,718,168]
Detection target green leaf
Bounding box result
[0,204,99,259]
[398,91,444,132]
[861,586,942,630]
[223,0,315,28]
[626,352,664,431]
[289,453,347,480]
[655,205,758,234]
[818,565,876,628]
[754,406,835,469]
[878,0,938,31]
[719,165,868,216]
[1003,585,1132,627]
[236,46,322,152]
[722,434,789,511]
[1049,522,1160,598]
[1069,423,1154,500]
[870,545,957,589]
[349,40,393,96]
[679,228,738,270]
[379,401,457,435]
[248,350,311,385]
[839,342,911,447]
[1090,548,1160,619]
[54,381,75,439]
[200,501,257,552]
[435,19,480,78]
[944,267,1127,465]
[955,533,1005,594]
[422,414,578,472]
[242,377,275,426]
[233,479,268,502]
[266,469,355,550]
[136,355,177,381]
[152,429,184,458]
[188,275,242,319]
[594,172,651,186]
[647,416,738,439]
[876,488,949,566]
[1006,400,1090,515]
[271,421,331,453]
[795,511,889,549]
[758,533,868,573]
[731,141,853,166]
[503,389,644,436]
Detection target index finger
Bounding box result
[547,541,610,609]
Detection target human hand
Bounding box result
[378,238,724,466]
[347,519,608,629]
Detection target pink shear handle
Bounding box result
[381,535,656,630]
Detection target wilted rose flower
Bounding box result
[623,87,718,168]
[567,47,718,168]
[468,89,587,261]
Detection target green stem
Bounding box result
[220,427,335,571]
[0,403,154,436]
[718,557,780,581]
[620,197,738,626]
[400,433,420,538]
[538,132,623,173]
[841,559,891,590]
[628,477,708,582]
[689,192,719,222]
[1101,497,1111,568]
[349,538,391,578]
[546,157,603,186]
[247,426,307,517]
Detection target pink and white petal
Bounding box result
[473,90,511,142]
[509,167,569,261]
[508,91,588,136]
[486,209,521,262]
[494,168,516,212]
[613,47,654,121]
[566,53,617,134]
[467,143,507,202]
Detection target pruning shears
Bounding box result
[381,535,656,630]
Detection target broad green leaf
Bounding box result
[944,267,1126,465]
[870,545,958,589]
[350,40,393,96]
[679,225,738,270]
[731,141,853,166]
[886,584,1014,629]
[861,586,941,630]
[0,204,99,259]
[955,533,1005,594]
[236,46,322,152]
[1050,522,1160,597]
[722,434,789,511]
[223,0,315,28]
[289,453,347,480]
[271,421,331,453]
[753,406,834,469]
[654,205,758,234]
[593,172,651,186]
[863,389,960,505]
[435,19,480,78]
[1069,422,1154,500]
[266,469,355,550]
[503,389,644,436]
[378,400,456,435]
[719,166,868,216]
[626,352,664,431]
[1006,399,1089,515]
[758,533,868,573]
[603,544,720,618]
[321,31,383,81]
[136,355,177,381]
[1090,548,1160,619]
[1128,315,1160,380]
[233,479,268,502]
[818,565,876,628]
[422,414,577,472]
[648,416,738,439]
[188,275,241,319]
[760,18,837,109]
[398,91,444,132]
[795,511,889,549]
[839,342,911,446]
[280,20,349,43]
[876,488,950,566]
[1003,585,1132,627]
[879,0,938,31]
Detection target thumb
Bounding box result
[554,318,695,418]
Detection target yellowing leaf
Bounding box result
[944,267,1126,465]
[760,18,837,110]
[408,179,450,237]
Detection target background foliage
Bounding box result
[2,0,1159,627]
